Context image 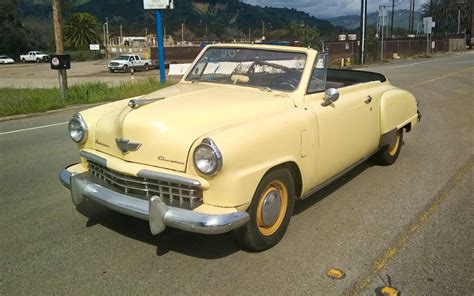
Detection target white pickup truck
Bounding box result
[108,54,152,73]
[20,51,50,63]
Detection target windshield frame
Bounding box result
[184,47,308,93]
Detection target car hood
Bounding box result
[92,83,295,172]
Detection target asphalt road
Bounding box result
[1,52,473,295]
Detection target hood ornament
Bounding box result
[115,138,142,154]
[128,97,165,109]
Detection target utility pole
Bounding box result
[181,22,185,44]
[103,18,109,58]
[408,0,413,32]
[120,24,123,46]
[390,0,395,37]
[262,21,265,40]
[411,0,416,34]
[51,0,67,100]
[457,9,461,34]
[359,0,367,64]
[381,6,386,62]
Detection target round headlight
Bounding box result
[193,138,223,176]
[68,113,88,143]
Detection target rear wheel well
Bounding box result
[403,122,412,132]
[266,162,302,198]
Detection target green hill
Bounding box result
[20,0,338,40]
[328,9,423,31]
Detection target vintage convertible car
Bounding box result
[60,44,420,251]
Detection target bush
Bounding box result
[67,50,103,62]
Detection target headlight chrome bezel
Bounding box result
[68,113,88,144]
[193,138,223,176]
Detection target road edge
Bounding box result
[0,103,102,123]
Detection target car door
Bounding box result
[134,55,142,67]
[304,54,379,185]
[129,56,135,68]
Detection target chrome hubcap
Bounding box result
[261,189,282,227]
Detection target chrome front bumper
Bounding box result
[59,168,249,235]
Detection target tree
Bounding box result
[64,13,101,50]
[420,0,472,35]
[365,26,378,62]
[0,0,38,57]
[290,21,321,50]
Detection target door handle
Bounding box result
[365,95,373,104]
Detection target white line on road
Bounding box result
[390,53,474,69]
[0,122,68,136]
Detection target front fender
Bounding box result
[185,108,316,209]
[380,89,418,134]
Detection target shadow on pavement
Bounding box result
[76,201,239,259]
[293,159,374,215]
[75,158,375,259]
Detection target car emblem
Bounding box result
[115,138,142,154]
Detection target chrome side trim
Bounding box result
[63,172,249,235]
[80,150,107,167]
[301,151,378,199]
[138,169,201,187]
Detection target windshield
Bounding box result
[185,47,306,92]
[115,56,130,60]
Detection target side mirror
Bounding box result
[321,88,339,107]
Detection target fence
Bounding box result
[326,34,466,66]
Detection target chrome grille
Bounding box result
[88,161,203,210]
[109,62,119,66]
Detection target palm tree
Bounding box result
[420,0,472,34]
[64,13,101,50]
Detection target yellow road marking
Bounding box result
[327,268,346,280]
[347,156,474,295]
[409,67,474,88]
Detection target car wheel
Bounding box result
[22,58,26,63]
[144,63,149,71]
[109,69,115,73]
[375,129,403,165]
[122,65,129,72]
[234,168,295,251]
[36,58,40,63]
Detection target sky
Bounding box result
[241,0,425,19]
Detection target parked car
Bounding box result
[60,44,421,251]
[0,55,14,64]
[20,51,50,63]
[108,54,152,72]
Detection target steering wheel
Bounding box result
[274,77,299,91]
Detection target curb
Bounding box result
[0,103,102,122]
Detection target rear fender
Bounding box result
[379,89,418,135]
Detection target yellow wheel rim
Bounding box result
[388,133,400,157]
[256,180,288,236]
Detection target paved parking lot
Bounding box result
[0,52,473,295]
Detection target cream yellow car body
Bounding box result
[61,44,419,234]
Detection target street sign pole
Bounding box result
[155,10,166,84]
